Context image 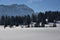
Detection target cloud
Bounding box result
[27,0,43,4]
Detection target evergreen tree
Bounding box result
[32,14,37,22]
[26,15,31,27]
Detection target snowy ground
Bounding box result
[0,26,60,40]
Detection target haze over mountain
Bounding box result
[0,4,34,16]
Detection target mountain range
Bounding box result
[0,4,34,16]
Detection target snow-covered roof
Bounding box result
[45,23,54,27]
[48,23,54,25]
[56,21,60,23]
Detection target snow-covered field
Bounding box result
[0,26,60,40]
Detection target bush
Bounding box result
[4,25,7,29]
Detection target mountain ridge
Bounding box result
[0,4,34,16]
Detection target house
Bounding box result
[30,22,36,28]
[45,23,54,27]
[56,21,60,27]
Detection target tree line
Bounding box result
[0,11,60,28]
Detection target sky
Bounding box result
[0,0,60,12]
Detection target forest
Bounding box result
[0,11,60,28]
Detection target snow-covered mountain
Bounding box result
[0,4,34,16]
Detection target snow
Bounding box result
[0,26,60,40]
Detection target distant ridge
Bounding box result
[0,4,34,16]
